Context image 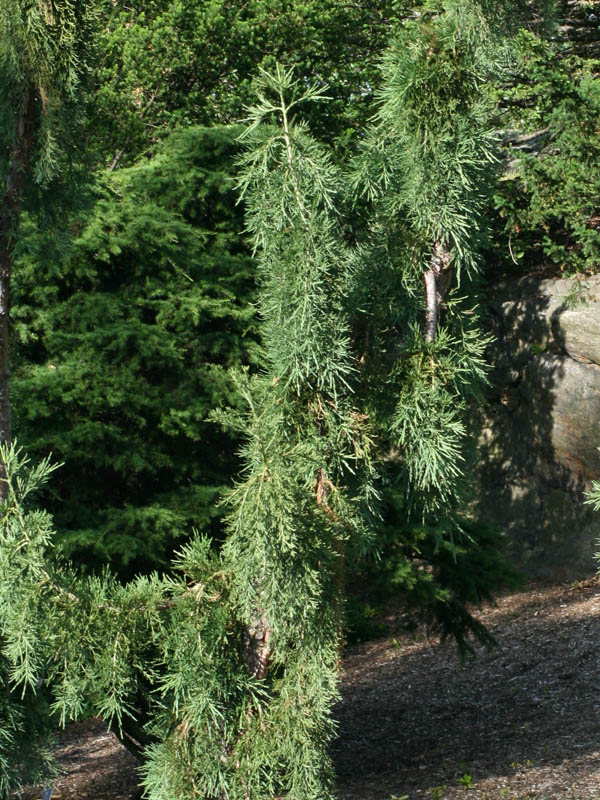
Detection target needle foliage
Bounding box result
[0,2,554,797]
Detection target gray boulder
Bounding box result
[474,275,600,579]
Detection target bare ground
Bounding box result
[20,579,600,800]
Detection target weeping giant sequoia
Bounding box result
[0,2,552,798]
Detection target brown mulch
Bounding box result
[20,579,600,800]
[18,718,138,800]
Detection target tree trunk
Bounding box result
[242,608,272,680]
[424,240,452,344]
[0,83,37,495]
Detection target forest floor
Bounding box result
[19,577,600,800]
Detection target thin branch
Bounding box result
[424,269,439,344]
[279,90,309,227]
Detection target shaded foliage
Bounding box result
[12,125,258,573]
[491,30,600,275]
[91,0,404,167]
[0,1,575,798]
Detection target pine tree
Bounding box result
[1,2,553,797]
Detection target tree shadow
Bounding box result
[333,581,600,799]
[473,274,600,581]
[17,718,139,800]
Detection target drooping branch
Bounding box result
[4,85,38,214]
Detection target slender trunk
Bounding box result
[316,467,346,654]
[242,608,271,680]
[237,602,271,800]
[237,92,307,691]
[424,239,452,344]
[0,84,37,496]
[424,268,438,344]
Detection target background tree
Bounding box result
[12,126,258,573]
[9,0,401,573]
[490,25,600,276]
[91,0,401,167]
[0,2,100,793]
[6,0,570,580]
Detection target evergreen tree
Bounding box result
[8,0,401,576]
[490,27,600,275]
[1,2,552,797]
[12,125,258,573]
[0,3,99,791]
[91,0,401,168]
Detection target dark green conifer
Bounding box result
[12,125,257,572]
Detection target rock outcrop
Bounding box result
[475,274,600,579]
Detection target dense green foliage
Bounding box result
[0,1,540,795]
[12,125,257,572]
[8,0,401,571]
[0,0,103,468]
[6,0,600,798]
[491,29,600,275]
[92,0,400,167]
[7,0,581,577]
[0,0,99,184]
[340,0,525,646]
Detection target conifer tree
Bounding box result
[1,2,553,797]
[12,125,257,574]
[0,2,99,789]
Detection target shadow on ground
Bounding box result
[333,580,600,800]
[19,583,600,800]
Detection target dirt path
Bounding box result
[20,579,600,800]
